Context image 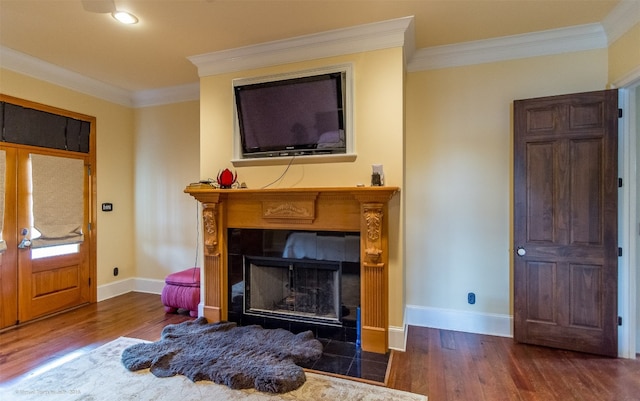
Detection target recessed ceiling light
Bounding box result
[112,10,138,24]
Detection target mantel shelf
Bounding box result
[185,184,399,199]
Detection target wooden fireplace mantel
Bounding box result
[184,185,399,353]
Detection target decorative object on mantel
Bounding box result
[216,168,238,188]
[371,164,384,186]
[121,318,323,393]
[2,336,427,401]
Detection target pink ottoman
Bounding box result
[161,267,200,317]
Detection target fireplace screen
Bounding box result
[244,256,341,324]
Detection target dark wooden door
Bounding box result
[513,89,619,356]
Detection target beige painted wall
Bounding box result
[636,86,640,351]
[404,49,609,315]
[199,47,406,327]
[134,101,200,280]
[608,22,640,85]
[0,68,136,287]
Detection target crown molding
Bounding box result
[408,23,607,72]
[0,46,133,107]
[2,0,636,105]
[131,83,200,108]
[602,0,640,45]
[188,16,415,77]
[612,65,640,88]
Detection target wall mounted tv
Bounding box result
[232,64,354,163]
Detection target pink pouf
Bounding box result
[161,267,200,317]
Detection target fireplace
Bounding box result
[228,229,361,341]
[245,256,341,324]
[184,185,399,353]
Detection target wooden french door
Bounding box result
[0,95,96,329]
[513,89,619,357]
[19,147,91,322]
[0,145,92,325]
[0,147,18,328]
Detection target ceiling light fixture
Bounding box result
[112,10,138,24]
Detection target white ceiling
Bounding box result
[0,0,632,104]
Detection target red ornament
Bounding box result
[216,168,237,188]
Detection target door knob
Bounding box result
[516,247,526,257]
[18,228,31,249]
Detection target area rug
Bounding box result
[1,337,427,401]
[122,318,322,393]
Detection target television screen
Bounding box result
[234,71,347,158]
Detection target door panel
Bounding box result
[514,89,618,357]
[16,149,90,322]
[0,148,18,329]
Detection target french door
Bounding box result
[0,96,96,329]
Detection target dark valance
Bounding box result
[1,101,90,153]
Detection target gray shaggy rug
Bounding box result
[121,318,323,393]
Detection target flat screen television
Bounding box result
[232,65,352,161]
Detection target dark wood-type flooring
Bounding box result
[2,292,640,400]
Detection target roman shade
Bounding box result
[30,154,84,248]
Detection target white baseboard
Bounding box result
[388,325,407,352]
[97,277,164,302]
[132,278,165,294]
[405,304,513,338]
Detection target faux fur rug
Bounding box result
[121,318,323,393]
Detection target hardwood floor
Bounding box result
[388,326,640,401]
[0,292,192,387]
[2,292,640,401]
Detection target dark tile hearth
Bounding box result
[300,338,390,383]
[228,311,389,382]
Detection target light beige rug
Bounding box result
[2,337,427,401]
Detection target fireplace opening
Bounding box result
[228,228,360,342]
[244,256,341,324]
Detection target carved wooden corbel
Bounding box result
[202,203,218,256]
[363,204,383,264]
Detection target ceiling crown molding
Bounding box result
[188,16,415,77]
[132,83,200,108]
[0,46,133,107]
[602,0,640,45]
[408,23,607,72]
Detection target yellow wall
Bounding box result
[405,49,608,315]
[0,68,136,287]
[609,22,640,85]
[134,101,200,280]
[199,47,406,327]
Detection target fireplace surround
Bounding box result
[184,185,399,353]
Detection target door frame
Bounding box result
[615,68,640,358]
[0,94,97,316]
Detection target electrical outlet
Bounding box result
[113,267,119,277]
[468,292,476,304]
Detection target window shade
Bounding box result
[1,102,90,153]
[30,154,84,248]
[0,150,5,253]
